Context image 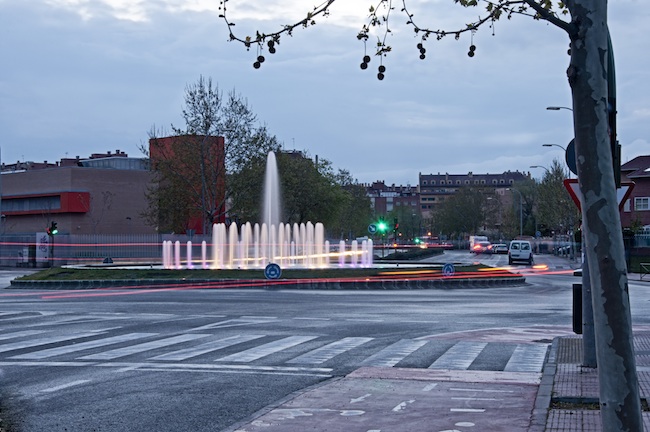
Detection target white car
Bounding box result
[508,240,533,265]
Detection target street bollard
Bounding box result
[572,283,582,334]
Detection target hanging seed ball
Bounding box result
[420,54,426,60]
[267,40,275,48]
[469,45,476,52]
[417,43,423,50]
[363,55,371,63]
[377,72,385,80]
[253,61,261,69]
[378,65,386,73]
[269,47,276,54]
[360,62,368,70]
[257,55,265,63]
[468,51,474,58]
[420,47,426,55]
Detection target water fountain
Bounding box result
[162,152,373,270]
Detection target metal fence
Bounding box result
[0,233,215,267]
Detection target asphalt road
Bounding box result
[0,252,648,431]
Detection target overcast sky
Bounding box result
[1,0,648,185]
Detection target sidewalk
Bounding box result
[225,332,650,432]
[545,331,650,431]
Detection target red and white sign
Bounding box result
[563,179,634,211]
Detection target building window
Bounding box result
[492,179,497,184]
[2,195,61,212]
[456,180,461,185]
[464,180,470,185]
[481,180,486,184]
[431,180,436,185]
[423,181,428,185]
[635,197,649,211]
[624,199,631,212]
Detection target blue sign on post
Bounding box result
[442,263,455,277]
[264,263,282,280]
[368,224,377,234]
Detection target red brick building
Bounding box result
[1,151,154,235]
[621,155,650,229]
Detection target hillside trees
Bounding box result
[219,1,642,428]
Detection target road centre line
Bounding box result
[450,408,486,413]
[451,397,502,401]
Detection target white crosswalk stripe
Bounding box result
[78,334,210,360]
[0,330,47,341]
[504,344,548,372]
[150,334,265,361]
[360,339,428,367]
[429,341,487,370]
[0,332,103,354]
[287,337,373,364]
[10,333,157,360]
[215,336,317,363]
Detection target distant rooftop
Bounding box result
[1,149,149,172]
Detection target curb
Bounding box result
[8,276,526,290]
[529,336,558,431]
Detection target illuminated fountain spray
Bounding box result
[162,152,373,270]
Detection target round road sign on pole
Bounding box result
[368,224,377,234]
[264,263,282,280]
[442,263,455,277]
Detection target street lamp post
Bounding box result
[546,106,573,112]
[530,165,550,174]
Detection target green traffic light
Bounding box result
[377,222,387,232]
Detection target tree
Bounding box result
[535,159,579,237]
[435,188,486,238]
[328,170,374,240]
[220,1,642,428]
[228,151,350,231]
[142,76,281,234]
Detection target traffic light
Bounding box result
[47,221,58,235]
[377,220,388,234]
[393,218,399,233]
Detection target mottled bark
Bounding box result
[566,0,643,429]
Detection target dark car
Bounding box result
[472,241,493,254]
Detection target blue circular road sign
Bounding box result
[442,263,455,277]
[264,263,282,280]
[368,224,377,234]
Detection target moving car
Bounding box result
[492,243,508,254]
[472,241,493,254]
[508,240,533,265]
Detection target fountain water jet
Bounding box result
[162,152,372,270]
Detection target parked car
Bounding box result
[472,241,493,254]
[492,243,508,254]
[508,240,533,265]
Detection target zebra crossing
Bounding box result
[0,325,550,375]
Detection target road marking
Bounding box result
[293,317,330,321]
[0,332,103,354]
[450,388,514,393]
[0,330,46,341]
[287,337,373,364]
[451,397,501,401]
[10,333,157,360]
[504,344,548,372]
[151,334,265,361]
[189,317,277,331]
[350,393,372,403]
[216,336,317,362]
[392,400,415,412]
[422,383,438,391]
[40,379,91,393]
[450,408,486,413]
[78,334,210,360]
[429,342,487,370]
[360,339,427,367]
